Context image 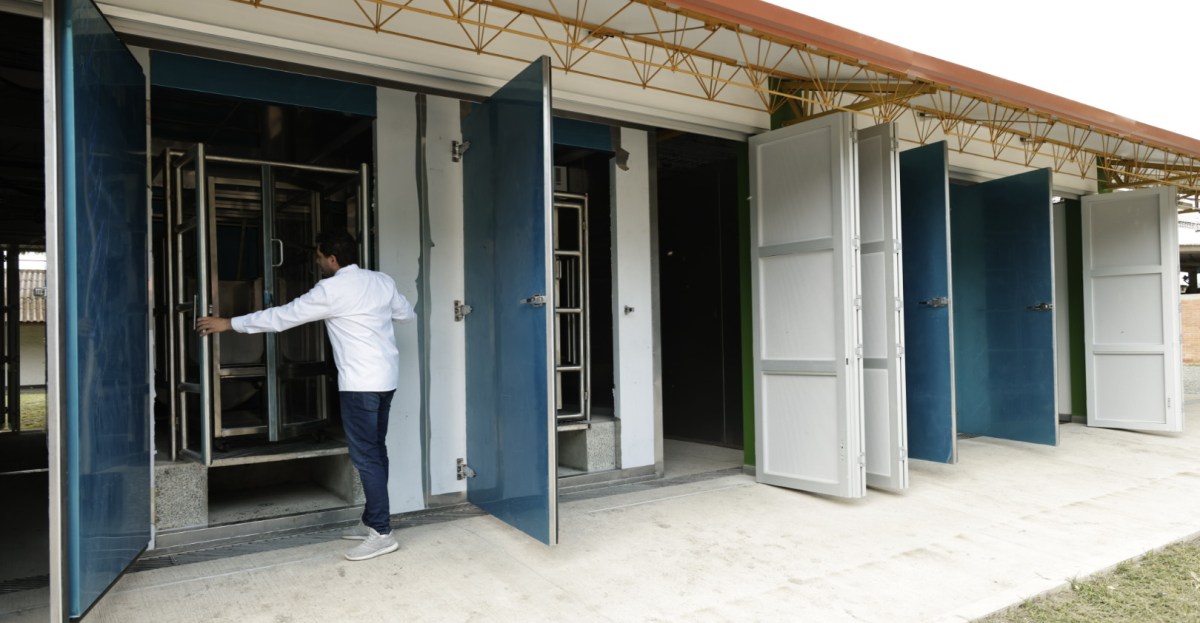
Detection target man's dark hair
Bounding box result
[316,230,360,267]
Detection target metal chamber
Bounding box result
[159,146,369,465]
[554,192,591,427]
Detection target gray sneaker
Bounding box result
[344,528,399,561]
[341,521,370,541]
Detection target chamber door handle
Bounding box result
[271,239,284,267]
[1026,302,1053,312]
[918,297,948,308]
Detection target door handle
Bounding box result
[1026,302,1053,312]
[271,239,284,268]
[918,297,948,308]
[522,294,547,308]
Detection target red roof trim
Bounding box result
[671,0,1200,157]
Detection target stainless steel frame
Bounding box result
[163,148,178,460]
[164,145,367,465]
[44,1,67,614]
[359,163,371,269]
[2,244,19,432]
[553,192,591,428]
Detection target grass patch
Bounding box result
[979,538,1200,622]
[1,390,46,432]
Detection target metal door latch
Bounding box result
[1026,302,1054,312]
[522,294,547,307]
[451,140,471,162]
[456,458,476,480]
[919,297,948,308]
[454,300,473,322]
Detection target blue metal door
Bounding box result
[951,168,1057,445]
[899,142,956,463]
[462,58,557,545]
[53,0,151,616]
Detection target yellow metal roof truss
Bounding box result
[227,0,1200,202]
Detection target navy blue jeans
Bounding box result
[340,390,395,535]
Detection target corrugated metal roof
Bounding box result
[16,269,46,324]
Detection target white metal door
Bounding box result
[750,112,865,498]
[857,123,908,490]
[1082,187,1182,432]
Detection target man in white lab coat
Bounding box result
[197,230,414,561]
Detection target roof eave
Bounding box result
[671,0,1200,159]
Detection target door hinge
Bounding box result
[858,452,866,467]
[522,294,547,308]
[896,344,904,357]
[456,458,476,480]
[855,344,864,357]
[853,296,862,310]
[454,300,473,322]
[451,140,471,162]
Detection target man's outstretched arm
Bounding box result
[195,316,232,336]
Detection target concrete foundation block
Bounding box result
[559,416,618,473]
[154,460,208,530]
[312,454,366,504]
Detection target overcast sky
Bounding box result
[766,0,1200,141]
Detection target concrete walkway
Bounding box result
[24,401,1200,622]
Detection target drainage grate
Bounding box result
[559,467,745,503]
[0,574,49,595]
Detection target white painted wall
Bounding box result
[424,95,468,496]
[611,128,656,470]
[376,87,425,513]
[19,324,46,387]
[375,85,659,511]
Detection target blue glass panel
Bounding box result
[150,51,376,117]
[59,0,150,615]
[899,142,955,463]
[951,169,1056,445]
[463,59,555,544]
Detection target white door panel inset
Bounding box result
[861,252,887,360]
[762,374,840,483]
[1092,275,1165,344]
[758,128,834,246]
[1094,354,1167,426]
[760,252,835,361]
[1089,195,1163,268]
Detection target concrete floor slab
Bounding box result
[20,401,1200,622]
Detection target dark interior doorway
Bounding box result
[656,131,744,448]
[0,8,50,609]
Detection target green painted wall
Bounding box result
[1063,198,1088,416]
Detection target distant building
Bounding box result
[17,269,46,388]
